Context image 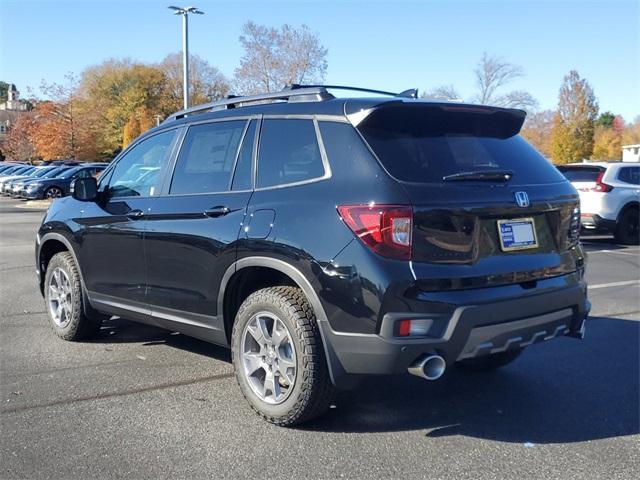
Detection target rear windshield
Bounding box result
[557,166,604,183]
[357,105,565,184]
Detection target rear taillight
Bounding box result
[337,204,412,260]
[569,205,581,247]
[592,172,613,192]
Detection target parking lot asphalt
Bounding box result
[1,196,638,480]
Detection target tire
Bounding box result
[44,252,101,341]
[456,349,523,372]
[231,286,335,426]
[45,186,63,199]
[614,208,640,245]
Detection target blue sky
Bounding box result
[1,0,638,119]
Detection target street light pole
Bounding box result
[182,12,189,109]
[168,6,205,110]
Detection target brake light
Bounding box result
[592,172,613,192]
[337,204,412,260]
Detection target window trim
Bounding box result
[99,127,182,200]
[231,118,259,192]
[254,117,332,192]
[164,117,252,197]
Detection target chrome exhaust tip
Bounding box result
[408,354,446,381]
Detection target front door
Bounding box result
[77,129,180,314]
[144,118,257,343]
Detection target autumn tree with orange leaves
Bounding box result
[2,112,38,161]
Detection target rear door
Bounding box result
[143,118,257,343]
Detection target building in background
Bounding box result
[622,144,640,163]
[0,84,28,112]
[0,84,29,145]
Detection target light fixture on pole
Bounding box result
[168,6,204,109]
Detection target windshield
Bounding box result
[43,167,69,178]
[32,168,55,178]
[358,105,565,184]
[11,166,33,176]
[60,167,82,179]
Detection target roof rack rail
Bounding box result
[289,84,419,99]
[164,86,334,123]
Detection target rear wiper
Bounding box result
[442,170,513,182]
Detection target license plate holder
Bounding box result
[497,218,538,252]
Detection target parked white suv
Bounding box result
[557,162,639,244]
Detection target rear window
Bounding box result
[557,166,604,183]
[357,105,565,184]
[257,119,325,188]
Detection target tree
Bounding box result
[622,116,640,144]
[122,106,155,148]
[158,53,229,112]
[592,126,622,160]
[420,85,461,101]
[234,22,328,94]
[30,102,74,159]
[596,111,615,128]
[0,81,9,103]
[1,112,37,161]
[550,70,599,164]
[37,74,85,159]
[520,110,555,158]
[473,53,538,110]
[79,60,167,155]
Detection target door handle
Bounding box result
[126,209,145,220]
[204,206,231,218]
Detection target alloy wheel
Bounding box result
[46,187,63,199]
[241,311,297,404]
[47,267,73,327]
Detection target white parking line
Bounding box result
[589,249,640,256]
[589,279,640,290]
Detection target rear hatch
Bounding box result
[556,164,608,215]
[355,102,582,290]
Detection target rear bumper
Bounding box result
[320,274,589,386]
[581,213,616,231]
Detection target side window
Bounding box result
[107,130,177,198]
[231,120,256,191]
[257,119,324,189]
[75,168,92,179]
[170,120,247,195]
[618,167,640,185]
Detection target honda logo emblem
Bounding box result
[515,191,529,208]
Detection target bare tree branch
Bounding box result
[234,22,328,95]
[420,85,462,101]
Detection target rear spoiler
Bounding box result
[346,100,527,138]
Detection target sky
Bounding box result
[1,0,638,119]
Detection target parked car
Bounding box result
[0,165,33,178]
[0,163,25,174]
[5,166,61,196]
[36,86,589,426]
[0,166,40,193]
[12,166,72,197]
[557,163,640,244]
[38,160,82,167]
[23,164,106,199]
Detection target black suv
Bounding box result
[36,86,589,426]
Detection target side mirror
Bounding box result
[71,177,98,201]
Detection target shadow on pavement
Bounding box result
[91,315,638,444]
